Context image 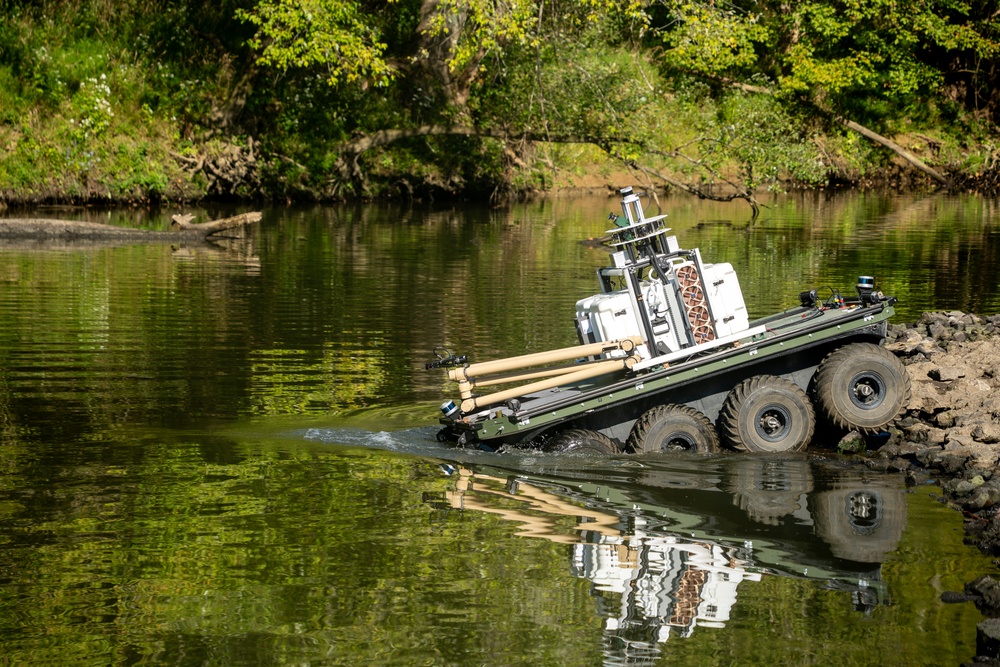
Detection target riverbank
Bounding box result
[3,153,999,209]
[876,311,1000,488]
[872,312,1000,664]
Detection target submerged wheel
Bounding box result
[627,404,720,454]
[546,428,619,455]
[812,343,910,434]
[725,457,813,525]
[813,485,906,563]
[719,375,816,453]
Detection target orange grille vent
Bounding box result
[676,265,715,345]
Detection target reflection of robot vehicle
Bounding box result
[571,525,762,662]
[431,456,905,666]
[722,457,906,568]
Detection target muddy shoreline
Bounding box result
[862,312,1000,664]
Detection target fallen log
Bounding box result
[837,117,951,187]
[0,212,261,242]
[170,211,262,235]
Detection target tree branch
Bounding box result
[837,117,951,186]
[171,211,262,236]
[336,125,629,155]
[698,73,952,187]
[334,124,761,211]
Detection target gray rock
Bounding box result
[970,576,1000,614]
[974,424,1000,444]
[904,423,930,442]
[936,450,972,474]
[915,341,943,357]
[886,457,912,472]
[929,322,951,340]
[949,479,978,496]
[897,440,930,456]
[978,617,1000,658]
[930,366,967,381]
[915,446,945,466]
[950,476,986,496]
[963,482,1000,510]
[926,427,948,445]
[945,434,975,449]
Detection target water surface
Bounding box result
[0,191,997,665]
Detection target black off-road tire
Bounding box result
[546,428,619,455]
[627,404,720,454]
[812,342,910,434]
[719,375,816,453]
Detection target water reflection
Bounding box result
[429,455,905,666]
[0,192,993,664]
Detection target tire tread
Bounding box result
[547,428,618,454]
[627,404,720,453]
[813,343,911,434]
[718,375,815,453]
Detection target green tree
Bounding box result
[236,0,395,87]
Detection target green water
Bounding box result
[1,191,998,665]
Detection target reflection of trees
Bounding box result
[685,192,1000,321]
[0,193,996,439]
[248,342,388,414]
[0,442,605,665]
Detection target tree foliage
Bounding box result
[659,2,769,75]
[230,0,999,198]
[771,0,1000,105]
[237,0,395,86]
[2,0,1000,203]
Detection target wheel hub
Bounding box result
[850,372,886,409]
[844,491,881,535]
[755,406,791,442]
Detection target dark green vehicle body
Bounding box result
[441,301,896,449]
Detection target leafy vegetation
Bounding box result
[0,0,998,205]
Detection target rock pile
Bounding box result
[872,311,1000,517]
[876,311,1000,664]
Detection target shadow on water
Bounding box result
[302,424,906,667]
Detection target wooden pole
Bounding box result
[449,336,641,382]
[460,356,636,413]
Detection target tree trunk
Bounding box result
[414,0,481,111]
[836,117,951,187]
